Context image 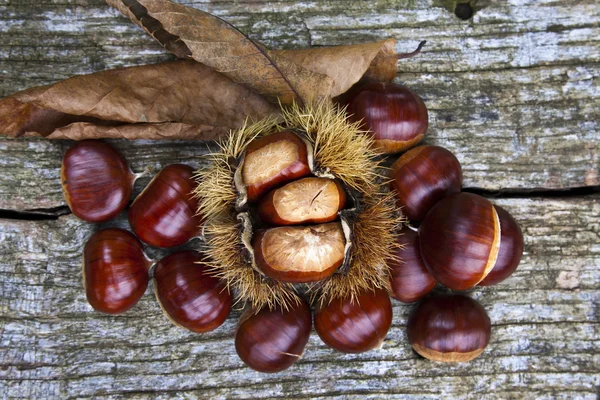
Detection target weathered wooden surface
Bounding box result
[0,0,599,399]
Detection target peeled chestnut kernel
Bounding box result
[83,228,151,314]
[257,177,346,225]
[479,205,524,286]
[390,145,462,222]
[407,294,491,362]
[62,140,136,222]
[344,82,428,154]
[389,226,436,303]
[241,131,311,203]
[129,164,202,248]
[314,288,393,353]
[252,222,345,283]
[154,251,232,333]
[235,299,312,373]
[419,192,501,290]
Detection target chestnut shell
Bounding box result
[389,226,436,303]
[83,228,150,314]
[235,300,312,373]
[154,251,232,333]
[61,140,135,222]
[345,82,428,154]
[390,145,462,222]
[314,288,393,353]
[479,205,524,286]
[129,164,201,248]
[419,192,500,290]
[407,294,491,362]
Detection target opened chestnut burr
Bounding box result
[314,288,393,353]
[419,192,501,290]
[154,251,232,333]
[389,226,436,303]
[83,228,151,314]
[257,177,346,225]
[390,145,462,222]
[62,140,137,222]
[479,205,524,286]
[407,294,491,362]
[129,164,202,248]
[240,130,311,203]
[252,222,346,283]
[235,299,312,373]
[344,82,428,154]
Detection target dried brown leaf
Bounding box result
[105,0,333,105]
[0,60,278,139]
[274,39,399,97]
[26,122,227,140]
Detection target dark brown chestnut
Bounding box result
[407,294,491,362]
[314,288,392,353]
[419,193,500,290]
[83,228,151,314]
[344,82,428,154]
[129,164,202,248]
[479,205,524,286]
[252,222,345,283]
[235,299,312,373]
[390,145,462,222]
[61,140,136,222]
[154,251,232,333]
[257,177,346,225]
[389,226,436,303]
[241,131,311,203]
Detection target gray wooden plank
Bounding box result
[0,197,599,398]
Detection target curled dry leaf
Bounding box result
[106,0,333,105]
[0,60,278,139]
[274,39,399,97]
[29,122,228,141]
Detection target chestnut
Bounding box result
[314,288,392,353]
[257,177,346,225]
[235,299,312,373]
[241,131,311,203]
[419,193,500,290]
[61,140,136,222]
[83,228,151,314]
[129,164,202,248]
[252,222,345,283]
[389,145,462,222]
[344,82,428,154]
[479,205,524,286]
[154,251,232,333]
[389,226,436,303]
[407,294,491,362]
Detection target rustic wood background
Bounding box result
[1,0,599,398]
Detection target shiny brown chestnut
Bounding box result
[419,193,500,290]
[235,299,312,373]
[62,140,137,222]
[389,226,436,303]
[479,205,524,286]
[241,131,311,203]
[252,222,345,283]
[129,164,202,248]
[154,251,232,333]
[407,294,491,362]
[314,288,393,353]
[257,177,346,225]
[390,145,462,222]
[83,228,151,314]
[344,82,428,154]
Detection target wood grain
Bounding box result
[0,197,599,398]
[0,0,599,398]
